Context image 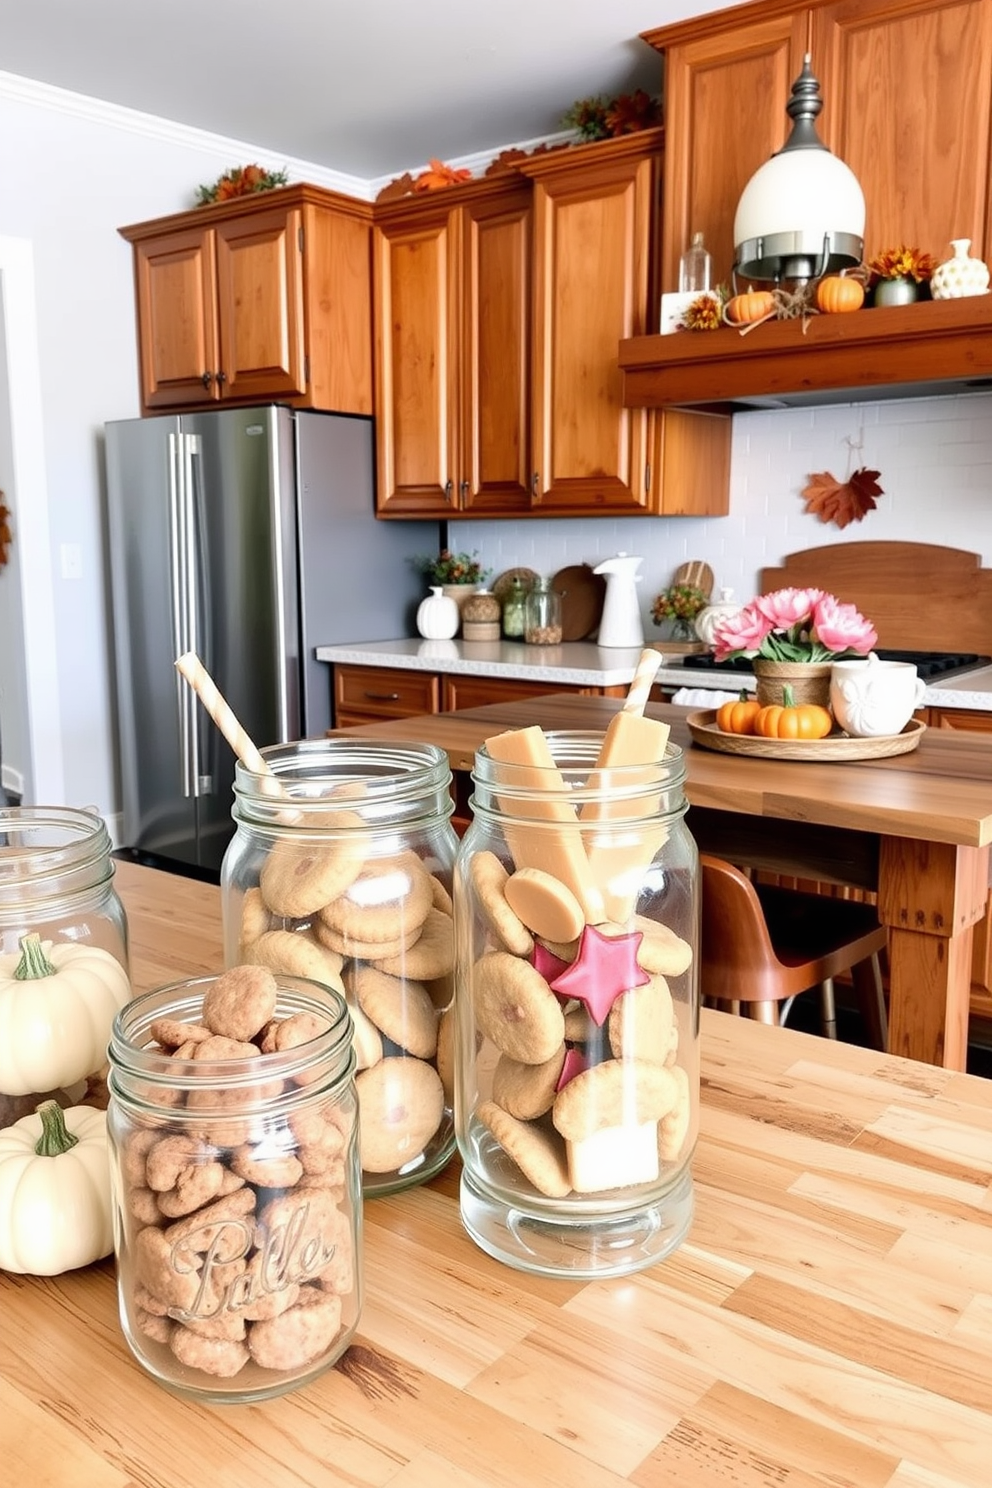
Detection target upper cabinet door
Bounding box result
[659,13,807,290]
[523,134,662,514]
[812,0,992,264]
[373,203,460,516]
[132,225,220,408]
[460,185,533,514]
[213,206,307,401]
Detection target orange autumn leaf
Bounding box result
[413,159,473,191]
[801,467,883,529]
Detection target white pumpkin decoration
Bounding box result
[0,935,132,1096]
[416,586,460,640]
[0,1100,114,1273]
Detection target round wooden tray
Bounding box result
[551,564,607,641]
[686,711,926,762]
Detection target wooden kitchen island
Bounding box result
[3,861,992,1486]
[337,694,992,1072]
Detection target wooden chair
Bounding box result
[699,854,889,1049]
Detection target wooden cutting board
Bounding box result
[760,541,992,655]
[673,559,714,598]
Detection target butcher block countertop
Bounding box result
[3,859,992,1487]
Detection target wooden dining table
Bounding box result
[336,693,992,1072]
[3,859,992,1487]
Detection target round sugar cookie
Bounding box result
[607,974,676,1063]
[244,928,345,993]
[355,1057,445,1174]
[621,916,694,977]
[376,907,454,981]
[477,1101,570,1199]
[315,916,421,962]
[470,850,534,956]
[472,951,565,1064]
[658,1065,692,1163]
[239,886,271,949]
[435,1006,456,1104]
[491,1047,566,1120]
[552,1057,679,1142]
[349,965,438,1059]
[429,874,454,916]
[504,867,585,944]
[318,851,433,943]
[258,826,366,918]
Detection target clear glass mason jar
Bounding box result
[453,731,698,1278]
[0,805,131,1124]
[220,739,459,1197]
[106,972,361,1404]
[523,576,563,645]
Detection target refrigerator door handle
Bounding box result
[182,433,207,796]
[169,432,195,800]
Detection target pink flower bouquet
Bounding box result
[712,587,877,663]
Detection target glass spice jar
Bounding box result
[501,576,528,640]
[523,576,563,645]
[453,730,699,1278]
[0,805,131,1127]
[461,588,502,642]
[220,738,459,1197]
[106,972,361,1404]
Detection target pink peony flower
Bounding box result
[712,602,774,661]
[811,594,877,656]
[754,587,826,631]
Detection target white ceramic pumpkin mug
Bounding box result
[829,654,926,738]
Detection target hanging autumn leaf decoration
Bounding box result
[801,467,884,528]
[413,159,473,191]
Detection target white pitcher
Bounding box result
[593,553,645,648]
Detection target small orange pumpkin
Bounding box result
[754,686,833,740]
[815,274,865,313]
[716,691,762,735]
[725,290,775,325]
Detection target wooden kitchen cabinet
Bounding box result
[373,176,533,517]
[644,0,992,292]
[120,184,374,415]
[331,663,623,728]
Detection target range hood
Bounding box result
[618,295,992,411]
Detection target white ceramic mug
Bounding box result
[830,655,926,738]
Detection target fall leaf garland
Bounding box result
[801,467,884,529]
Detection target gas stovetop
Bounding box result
[681,649,992,682]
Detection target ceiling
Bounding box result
[0,0,744,182]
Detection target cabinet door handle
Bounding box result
[201,371,213,388]
[216,370,227,385]
[364,690,401,702]
[531,472,540,496]
[444,479,453,503]
[460,479,469,500]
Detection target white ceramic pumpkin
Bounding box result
[0,1100,113,1273]
[0,935,132,1096]
[416,586,460,640]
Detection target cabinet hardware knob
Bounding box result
[444,479,453,503]
[216,371,227,385]
[531,472,540,496]
[460,479,469,499]
[364,691,401,702]
[201,372,213,387]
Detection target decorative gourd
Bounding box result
[815,275,865,313]
[725,290,775,325]
[716,692,762,735]
[0,935,132,1096]
[0,1100,113,1273]
[754,686,833,740]
[416,586,460,640]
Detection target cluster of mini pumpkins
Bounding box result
[724,273,865,326]
[716,687,833,741]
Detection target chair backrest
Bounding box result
[699,853,787,1004]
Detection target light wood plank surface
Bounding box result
[2,861,991,1486]
[336,695,992,1071]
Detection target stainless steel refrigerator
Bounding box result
[105,405,438,875]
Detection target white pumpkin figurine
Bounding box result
[0,1100,114,1273]
[694,587,743,648]
[930,239,990,299]
[0,934,132,1097]
[416,585,460,640]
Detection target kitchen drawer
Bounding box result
[334,665,439,721]
[442,675,624,711]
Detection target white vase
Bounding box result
[930,239,990,299]
[416,586,459,640]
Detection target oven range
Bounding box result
[677,649,992,682]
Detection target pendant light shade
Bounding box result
[733,55,865,283]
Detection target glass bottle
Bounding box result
[106,971,361,1403]
[523,576,563,645]
[679,230,712,293]
[501,576,528,640]
[220,738,459,1197]
[453,730,699,1278]
[0,804,131,1122]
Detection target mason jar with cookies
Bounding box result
[220,738,459,1198]
[453,716,698,1279]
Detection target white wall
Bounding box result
[1,70,990,835]
[457,392,992,634]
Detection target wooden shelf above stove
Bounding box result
[619,295,992,412]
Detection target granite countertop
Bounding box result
[315,640,992,712]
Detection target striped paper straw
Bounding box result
[622,648,664,717]
[174,652,271,776]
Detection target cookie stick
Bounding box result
[582,648,671,922]
[484,725,605,924]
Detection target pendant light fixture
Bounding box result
[733,55,865,284]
